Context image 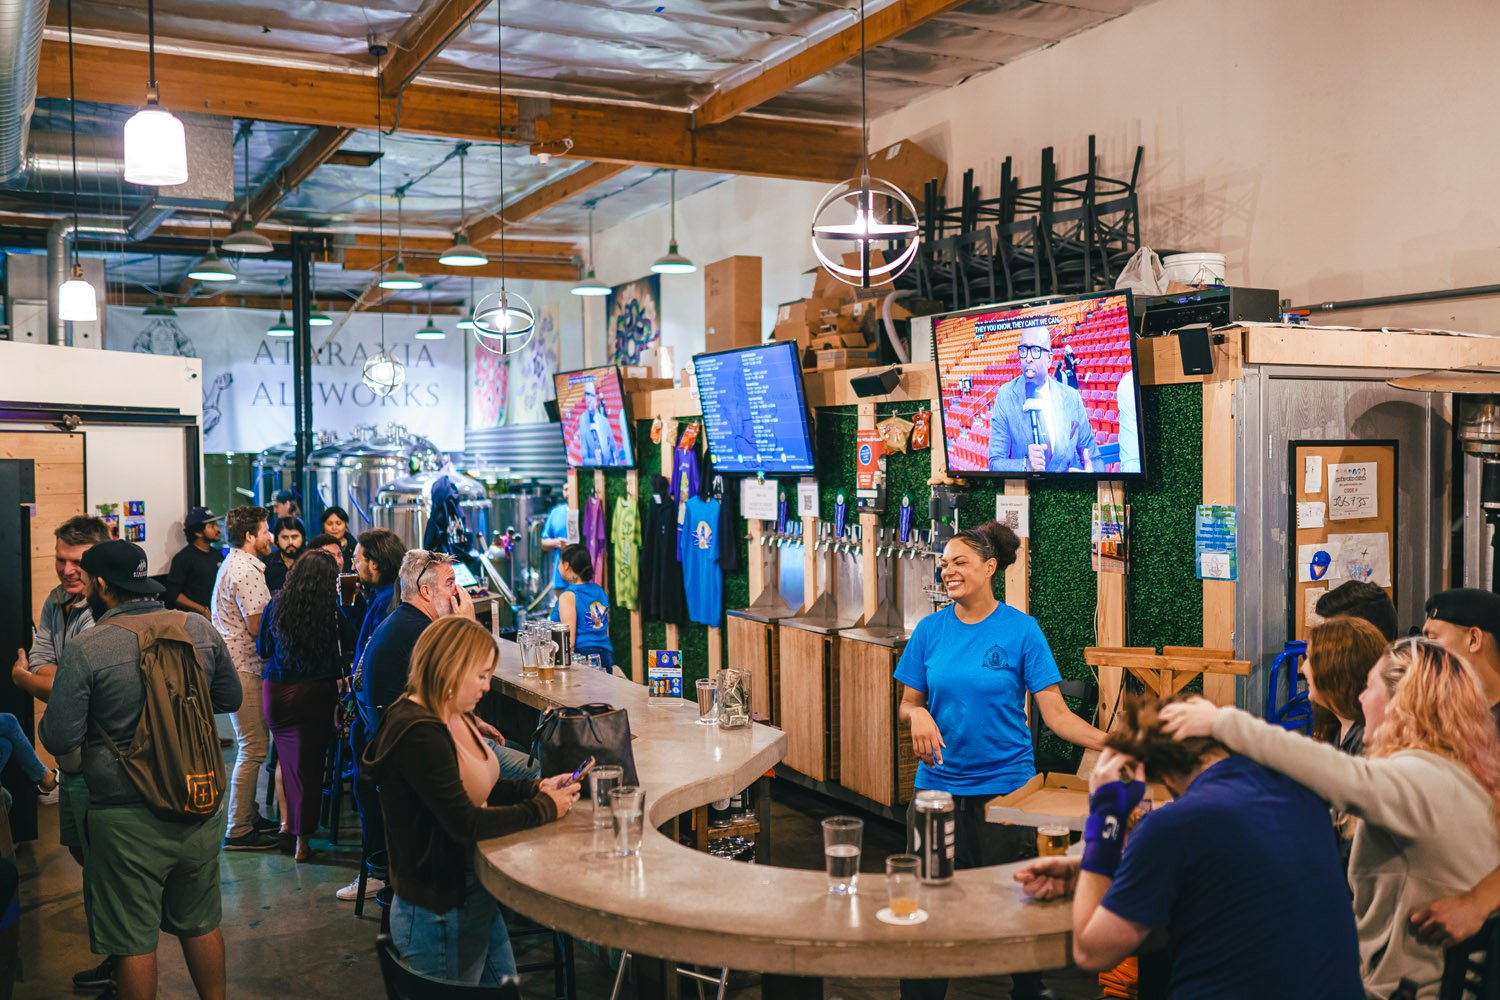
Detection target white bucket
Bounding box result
[1161,252,1227,286]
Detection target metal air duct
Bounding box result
[0,0,47,185]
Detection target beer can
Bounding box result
[549,622,572,668]
[912,789,956,884]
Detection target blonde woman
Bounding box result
[1162,639,1500,999]
[364,616,580,985]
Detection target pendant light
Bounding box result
[380,192,425,290]
[414,282,445,340]
[438,147,487,267]
[457,278,476,330]
[571,206,610,296]
[222,123,273,254]
[57,0,97,324]
[808,0,919,288]
[650,172,695,275]
[266,278,292,337]
[472,3,534,353]
[362,65,406,397]
[309,301,332,327]
[122,0,188,187]
[143,257,176,316]
[187,218,237,283]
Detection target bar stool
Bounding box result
[608,952,729,1000]
[374,934,520,1000]
[1441,916,1500,1000]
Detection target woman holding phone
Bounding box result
[894,521,1105,1000]
[364,616,580,984]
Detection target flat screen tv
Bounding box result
[553,366,636,469]
[692,340,816,475]
[932,290,1146,479]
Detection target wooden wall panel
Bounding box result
[779,627,832,781]
[839,639,897,805]
[0,433,86,622]
[728,616,778,724]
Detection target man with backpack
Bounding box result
[39,540,241,1000]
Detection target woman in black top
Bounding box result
[320,505,356,573]
[258,549,344,861]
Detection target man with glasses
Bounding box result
[987,325,1099,473]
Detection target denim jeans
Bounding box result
[389,870,517,985]
[490,741,540,782]
[0,713,48,784]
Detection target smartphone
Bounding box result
[567,756,597,786]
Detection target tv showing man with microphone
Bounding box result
[987,324,1099,472]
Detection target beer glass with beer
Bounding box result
[884,854,923,923]
[1036,824,1071,857]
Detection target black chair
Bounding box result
[505,912,578,1000]
[1030,677,1099,774]
[1442,916,1500,1000]
[375,934,521,1000]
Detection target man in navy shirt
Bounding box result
[1015,694,1362,1000]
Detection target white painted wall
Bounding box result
[0,340,202,414]
[868,0,1500,333]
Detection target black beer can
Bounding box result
[913,789,955,884]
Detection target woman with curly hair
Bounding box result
[257,549,345,861]
[1162,639,1500,999]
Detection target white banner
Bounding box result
[107,306,466,453]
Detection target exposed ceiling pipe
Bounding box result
[0,0,47,184]
[48,215,127,346]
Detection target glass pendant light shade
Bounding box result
[143,295,176,318]
[309,307,333,327]
[379,258,424,290]
[651,242,696,275]
[187,249,236,282]
[438,233,487,267]
[362,349,406,397]
[221,221,274,255]
[58,267,98,322]
[571,269,611,296]
[123,104,188,186]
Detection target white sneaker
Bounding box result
[336,875,384,901]
[36,769,60,805]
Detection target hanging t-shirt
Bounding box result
[677,495,723,627]
[582,494,607,585]
[641,477,687,626]
[892,601,1062,796]
[670,445,700,549]
[612,495,641,611]
[551,580,612,656]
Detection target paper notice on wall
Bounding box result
[1297,543,1333,583]
[566,508,580,544]
[1328,463,1378,521]
[1194,504,1237,581]
[1326,532,1392,587]
[995,494,1030,539]
[796,478,820,520]
[741,478,778,521]
[1304,586,1328,627]
[1296,501,1326,530]
[1304,455,1323,494]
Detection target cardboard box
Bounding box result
[705,255,762,354]
[871,139,947,209]
[772,299,812,350]
[814,348,879,370]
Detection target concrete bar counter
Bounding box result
[477,640,1073,993]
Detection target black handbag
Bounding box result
[530,702,638,795]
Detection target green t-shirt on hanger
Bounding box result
[612,494,642,611]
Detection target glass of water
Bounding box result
[587,654,602,673]
[695,678,719,725]
[518,625,540,679]
[590,765,623,829]
[885,854,922,921]
[822,816,863,895]
[608,785,645,857]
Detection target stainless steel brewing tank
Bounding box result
[487,490,558,609]
[373,468,490,551]
[338,427,412,532]
[253,440,295,504]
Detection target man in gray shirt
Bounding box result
[41,540,241,1000]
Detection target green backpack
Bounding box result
[91,611,226,822]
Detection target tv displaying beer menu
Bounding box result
[692,341,816,475]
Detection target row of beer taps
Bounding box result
[755,523,932,560]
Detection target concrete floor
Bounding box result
[15,772,1098,999]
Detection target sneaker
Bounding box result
[73,955,115,989]
[37,768,60,805]
[223,830,281,851]
[251,814,279,834]
[335,875,385,902]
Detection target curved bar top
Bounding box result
[477,642,1073,980]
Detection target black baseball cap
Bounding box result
[184,506,217,527]
[81,539,165,595]
[1425,588,1500,643]
[273,490,298,503]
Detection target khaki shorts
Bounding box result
[58,771,88,850]
[84,803,227,957]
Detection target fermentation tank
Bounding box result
[487,488,559,613]
[373,466,491,553]
[253,440,295,505]
[338,426,414,532]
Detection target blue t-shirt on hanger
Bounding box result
[677,494,722,626]
[893,601,1061,796]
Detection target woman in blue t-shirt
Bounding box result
[895,520,1104,1000]
[550,544,614,672]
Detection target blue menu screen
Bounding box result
[693,341,815,474]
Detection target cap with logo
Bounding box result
[80,539,166,595]
[185,506,217,528]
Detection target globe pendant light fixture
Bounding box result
[57,0,98,324]
[266,278,292,337]
[222,123,273,254]
[650,172,696,275]
[380,193,424,290]
[809,0,919,288]
[122,0,188,187]
[438,147,487,267]
[571,206,610,296]
[472,2,534,355]
[362,349,406,396]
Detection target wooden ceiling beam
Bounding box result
[380,0,492,97]
[349,232,578,260]
[341,249,578,282]
[36,39,862,183]
[237,126,355,226]
[467,163,630,243]
[696,0,967,126]
[110,290,462,314]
